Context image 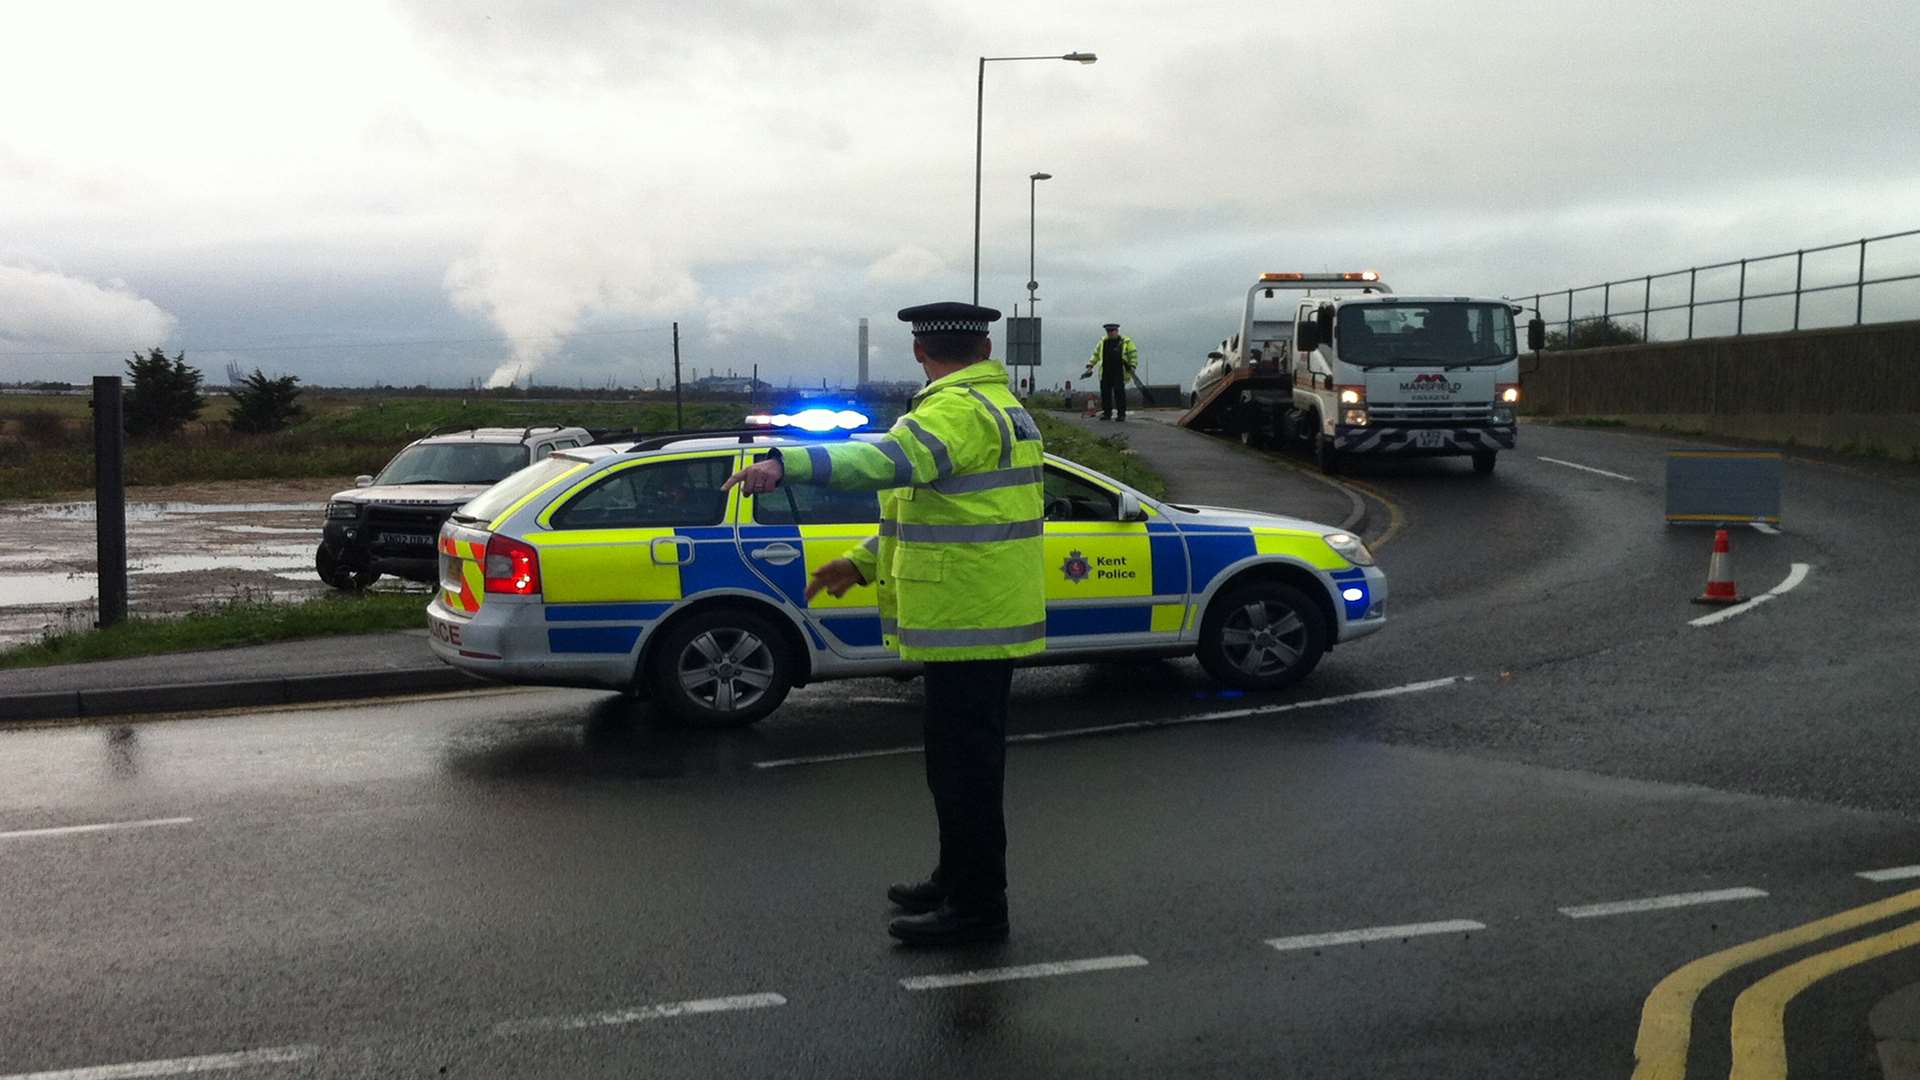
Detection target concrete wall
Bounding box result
[1520,319,1920,459]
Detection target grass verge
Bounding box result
[1031,410,1169,500]
[0,591,430,670]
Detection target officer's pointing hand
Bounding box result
[722,458,784,496]
[804,558,864,602]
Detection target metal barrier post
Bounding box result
[1567,289,1574,337]
[1856,238,1867,325]
[1687,268,1696,339]
[1642,275,1652,340]
[1792,250,1803,330]
[1602,281,1610,326]
[1736,259,1747,335]
[90,376,128,628]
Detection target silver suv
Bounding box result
[317,426,591,589]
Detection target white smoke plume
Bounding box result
[0,264,178,360]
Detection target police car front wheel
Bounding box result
[646,607,793,728]
[1197,581,1329,691]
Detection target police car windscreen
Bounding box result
[1335,303,1515,367]
[376,443,530,486]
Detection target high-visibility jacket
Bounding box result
[776,360,1046,661]
[1084,336,1139,378]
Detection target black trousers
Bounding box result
[1100,367,1128,418]
[922,659,1013,912]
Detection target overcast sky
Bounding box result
[2,0,1916,392]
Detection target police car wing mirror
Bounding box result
[1527,317,1547,352]
[354,475,374,488]
[1117,491,1148,523]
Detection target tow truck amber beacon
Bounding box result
[425,409,1389,728]
[1184,272,1547,475]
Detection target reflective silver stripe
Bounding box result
[897,621,1047,648]
[927,465,1042,495]
[900,419,953,478]
[967,389,1014,468]
[880,617,898,634]
[1006,406,1042,442]
[895,519,1043,544]
[806,444,833,485]
[878,520,896,537]
[860,535,880,553]
[875,439,914,486]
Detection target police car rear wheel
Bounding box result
[1197,582,1328,691]
[649,608,791,728]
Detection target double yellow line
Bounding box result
[1633,887,1920,1079]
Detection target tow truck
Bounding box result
[1181,272,1545,474]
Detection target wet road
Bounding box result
[3,424,1918,1077]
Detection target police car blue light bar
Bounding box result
[745,408,869,433]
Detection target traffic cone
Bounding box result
[1083,394,1099,417]
[1692,528,1745,604]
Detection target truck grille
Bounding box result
[365,506,453,553]
[1369,402,1495,424]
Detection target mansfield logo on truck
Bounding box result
[1400,373,1462,394]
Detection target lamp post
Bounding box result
[973,51,1096,303]
[1027,171,1051,309]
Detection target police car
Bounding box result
[426,413,1388,727]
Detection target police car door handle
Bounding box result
[749,542,801,566]
[649,536,694,566]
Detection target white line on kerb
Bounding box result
[1266,919,1485,953]
[1688,562,1811,628]
[752,676,1469,769]
[493,992,787,1036]
[1858,865,1920,883]
[0,1044,319,1080]
[900,954,1148,991]
[1558,886,1767,920]
[0,817,194,842]
[1750,522,1781,535]
[1538,456,1637,482]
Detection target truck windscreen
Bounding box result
[1336,303,1515,367]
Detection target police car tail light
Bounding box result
[483,534,541,595]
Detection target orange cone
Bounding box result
[1692,528,1745,604]
[1083,394,1099,417]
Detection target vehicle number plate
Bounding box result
[429,617,462,647]
[380,532,434,545]
[1414,430,1448,449]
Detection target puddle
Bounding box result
[216,525,317,536]
[17,502,323,523]
[0,574,100,605]
[127,554,313,575]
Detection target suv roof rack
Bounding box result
[422,424,569,439]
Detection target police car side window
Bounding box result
[1042,466,1119,522]
[552,457,732,529]
[754,484,880,526]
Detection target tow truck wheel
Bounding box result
[1472,451,1498,475]
[1313,424,1343,475]
[1196,580,1329,691]
[315,544,379,591]
[648,606,792,728]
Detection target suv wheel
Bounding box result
[1196,581,1329,691]
[648,606,793,728]
[315,543,379,591]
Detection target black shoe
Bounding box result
[889,902,1010,947]
[1099,414,1112,421]
[1116,414,1127,421]
[887,879,946,914]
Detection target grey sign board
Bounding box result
[1006,316,1041,367]
[1664,450,1782,525]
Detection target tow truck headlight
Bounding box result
[1322,531,1375,567]
[1337,386,1365,406]
[1343,408,1369,427]
[1497,383,1521,404]
[326,501,359,520]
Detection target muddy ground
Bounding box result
[0,478,430,650]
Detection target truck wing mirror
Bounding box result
[1527,317,1547,352]
[1316,304,1335,340]
[1295,322,1321,351]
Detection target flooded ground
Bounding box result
[0,478,430,650]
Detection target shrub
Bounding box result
[228,370,307,434]
[17,409,73,444]
[124,348,206,438]
[1545,318,1646,351]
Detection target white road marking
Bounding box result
[0,817,194,842]
[1749,522,1781,535]
[1559,886,1767,919]
[1858,865,1920,883]
[1266,919,1485,952]
[846,696,911,706]
[0,1045,319,1079]
[1538,456,1636,482]
[899,954,1148,991]
[1687,562,1812,628]
[493,992,787,1036]
[753,676,1469,769]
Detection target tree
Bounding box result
[227,369,307,434]
[124,348,206,438]
[1544,317,1646,351]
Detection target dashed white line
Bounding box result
[846,696,911,706]
[753,676,1469,769]
[1265,919,1485,952]
[900,954,1148,991]
[0,817,194,842]
[1538,456,1637,482]
[1750,522,1781,535]
[493,992,787,1036]
[1559,886,1767,920]
[1688,562,1812,628]
[0,1044,319,1080]
[1858,865,1920,883]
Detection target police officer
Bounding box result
[1082,322,1140,421]
[723,301,1045,946]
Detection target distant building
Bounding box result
[689,374,772,395]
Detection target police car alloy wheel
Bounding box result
[1196,581,1328,691]
[647,607,793,728]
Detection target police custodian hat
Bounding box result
[899,301,1001,335]
[1102,322,1120,330]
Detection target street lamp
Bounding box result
[1027,172,1051,309]
[973,51,1096,303]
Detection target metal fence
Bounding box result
[1517,228,1920,345]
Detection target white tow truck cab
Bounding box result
[1181,272,1547,475]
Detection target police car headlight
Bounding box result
[1322,531,1375,567]
[326,501,359,520]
